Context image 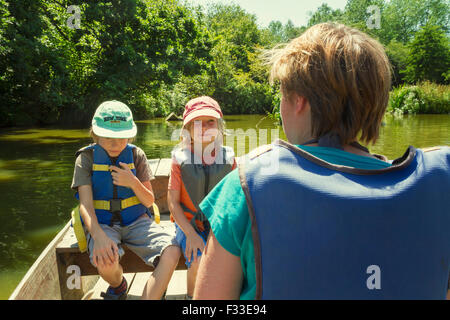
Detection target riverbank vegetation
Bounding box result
[0,0,448,127]
[388,82,450,115]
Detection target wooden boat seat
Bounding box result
[55,219,187,299]
[56,219,186,273]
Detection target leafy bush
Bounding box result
[387,82,450,115]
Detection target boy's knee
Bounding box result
[161,245,181,265]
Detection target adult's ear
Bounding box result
[293,94,310,116]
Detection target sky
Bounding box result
[184,0,349,28]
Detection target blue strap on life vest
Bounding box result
[240,139,450,299]
[75,143,148,226]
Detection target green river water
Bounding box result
[0,114,449,299]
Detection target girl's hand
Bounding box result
[110,162,138,188]
[185,232,206,264]
[91,231,119,269]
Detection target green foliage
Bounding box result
[402,23,450,84]
[381,0,449,44]
[385,40,410,86]
[265,20,305,44]
[205,3,261,72]
[1,0,449,126]
[142,72,215,118]
[195,3,279,116]
[0,0,52,126]
[307,3,344,27]
[266,91,282,123]
[388,82,450,115]
[0,0,213,127]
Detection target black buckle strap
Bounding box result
[110,199,122,213]
[109,199,124,227]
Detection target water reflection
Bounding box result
[372,114,450,158]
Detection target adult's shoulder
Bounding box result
[420,145,450,154]
[202,169,245,214]
[237,144,276,169]
[246,144,274,160]
[419,145,450,168]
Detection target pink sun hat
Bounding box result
[182,96,223,127]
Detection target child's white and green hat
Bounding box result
[92,100,137,138]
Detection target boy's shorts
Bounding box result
[174,223,209,268]
[86,214,178,268]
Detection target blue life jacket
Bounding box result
[75,143,148,226]
[239,139,450,299]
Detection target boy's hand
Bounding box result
[110,162,138,188]
[185,232,206,264]
[92,231,119,269]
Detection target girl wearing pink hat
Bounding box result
[167,96,237,299]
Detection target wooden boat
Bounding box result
[9,158,188,300]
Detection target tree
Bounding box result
[385,40,410,86]
[205,3,261,72]
[0,0,55,126]
[307,3,344,27]
[284,20,305,41]
[73,0,214,120]
[0,0,214,126]
[267,20,284,43]
[402,23,450,84]
[379,0,449,44]
[201,3,276,114]
[265,20,305,45]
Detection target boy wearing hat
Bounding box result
[71,100,180,300]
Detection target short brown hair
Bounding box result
[266,23,391,145]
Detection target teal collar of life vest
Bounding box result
[278,138,415,175]
[303,132,369,152]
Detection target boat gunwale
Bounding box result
[8,221,72,300]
